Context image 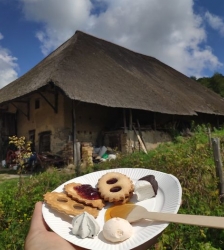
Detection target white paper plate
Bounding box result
[42,168,182,250]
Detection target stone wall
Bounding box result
[104,130,172,153]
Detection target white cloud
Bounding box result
[0,33,18,88]
[205,11,224,36]
[20,0,222,77]
[21,0,93,55]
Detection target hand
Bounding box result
[25,201,84,250]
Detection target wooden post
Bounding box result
[129,109,132,131]
[76,141,81,167]
[153,112,156,130]
[133,125,147,154]
[123,109,127,133]
[211,138,224,202]
[207,128,212,149]
[137,119,147,149]
[72,100,79,175]
[0,118,2,161]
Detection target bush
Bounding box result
[0,169,74,250]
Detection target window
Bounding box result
[39,131,51,152]
[35,99,40,109]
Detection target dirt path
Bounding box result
[0,168,29,183]
[0,174,20,179]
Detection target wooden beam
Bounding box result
[129,109,132,130]
[38,91,58,113]
[153,112,157,130]
[123,109,127,133]
[0,118,3,161]
[137,119,147,149]
[54,91,58,114]
[72,100,80,174]
[27,100,30,120]
[11,102,30,120]
[133,125,147,154]
[12,100,29,103]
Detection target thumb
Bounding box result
[29,201,49,232]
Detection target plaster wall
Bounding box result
[15,94,116,154]
[16,92,69,153]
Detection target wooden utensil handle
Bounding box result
[144,211,224,229]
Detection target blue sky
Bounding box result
[1,0,224,88]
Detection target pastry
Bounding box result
[64,183,105,209]
[97,172,134,203]
[113,192,133,205]
[43,192,99,218]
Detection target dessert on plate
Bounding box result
[43,192,99,218]
[72,212,100,238]
[97,172,134,203]
[43,170,159,244]
[102,217,133,242]
[64,183,105,209]
[134,174,158,201]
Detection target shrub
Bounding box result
[0,169,74,250]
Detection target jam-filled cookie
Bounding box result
[97,172,134,203]
[64,183,105,209]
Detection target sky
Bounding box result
[1,0,224,88]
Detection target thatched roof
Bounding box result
[1,30,224,115]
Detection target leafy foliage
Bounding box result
[0,169,74,250]
[8,136,32,173]
[0,126,224,249]
[196,72,224,98]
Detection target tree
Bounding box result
[190,76,197,81]
[197,73,224,97]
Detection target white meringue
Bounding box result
[72,212,100,238]
[103,217,133,242]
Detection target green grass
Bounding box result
[0,178,18,189]
[0,175,19,186]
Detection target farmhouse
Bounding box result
[1,31,224,165]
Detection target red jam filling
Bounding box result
[74,184,100,200]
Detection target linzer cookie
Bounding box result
[97,172,134,203]
[43,192,99,218]
[64,183,105,209]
